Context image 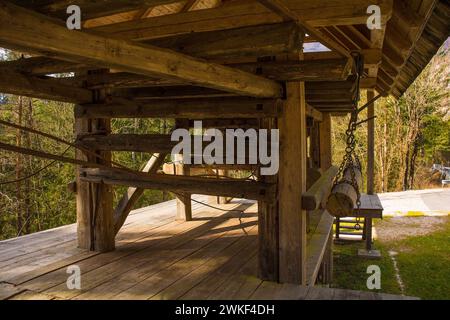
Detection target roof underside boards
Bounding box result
[1,0,449,112]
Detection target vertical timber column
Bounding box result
[258,117,279,281]
[176,163,192,221]
[217,169,230,204]
[278,71,307,285]
[75,70,115,252]
[366,90,375,251]
[310,121,321,169]
[319,113,332,171]
[175,119,192,221]
[367,90,375,195]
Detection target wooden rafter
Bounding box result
[256,0,351,57]
[0,1,282,98]
[0,68,92,103]
[91,0,393,40]
[114,153,167,234]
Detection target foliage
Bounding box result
[332,41,449,192]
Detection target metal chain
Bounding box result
[333,53,364,228]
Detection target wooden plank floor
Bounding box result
[0,197,415,300]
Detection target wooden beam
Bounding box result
[80,168,274,201]
[147,22,304,60]
[0,57,92,76]
[75,72,114,252]
[0,68,92,103]
[180,0,199,13]
[118,86,236,100]
[92,0,392,39]
[0,1,283,98]
[40,0,181,19]
[257,0,350,57]
[114,153,167,234]
[302,166,338,210]
[367,90,375,195]
[234,58,352,82]
[319,113,332,171]
[306,104,323,122]
[60,58,353,90]
[277,56,307,284]
[78,134,176,153]
[305,210,334,285]
[258,117,279,282]
[75,97,282,119]
[360,77,377,89]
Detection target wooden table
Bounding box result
[336,194,383,251]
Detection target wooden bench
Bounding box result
[335,193,383,251]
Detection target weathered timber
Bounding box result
[367,90,375,195]
[114,153,167,234]
[234,58,352,82]
[75,98,282,119]
[91,0,391,39]
[39,0,181,20]
[306,168,323,190]
[326,166,363,217]
[319,113,332,171]
[0,57,92,76]
[0,2,283,98]
[75,73,115,253]
[305,210,334,285]
[258,117,279,282]
[116,86,236,100]
[147,22,304,59]
[0,69,92,103]
[256,0,351,57]
[277,60,307,284]
[302,166,339,210]
[61,58,353,90]
[306,104,323,122]
[189,119,259,129]
[77,134,255,159]
[79,168,274,201]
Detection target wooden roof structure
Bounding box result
[1,0,448,109]
[0,0,449,291]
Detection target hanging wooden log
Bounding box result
[301,166,338,211]
[326,165,362,217]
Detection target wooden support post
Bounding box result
[217,169,229,205]
[319,113,332,171]
[75,70,114,252]
[310,121,321,168]
[278,59,307,284]
[258,117,279,281]
[176,164,192,221]
[366,90,375,251]
[175,120,192,221]
[367,90,375,195]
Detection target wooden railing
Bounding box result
[302,166,339,285]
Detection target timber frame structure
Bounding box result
[0,0,449,296]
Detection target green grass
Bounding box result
[332,240,402,295]
[332,217,450,299]
[389,221,450,299]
